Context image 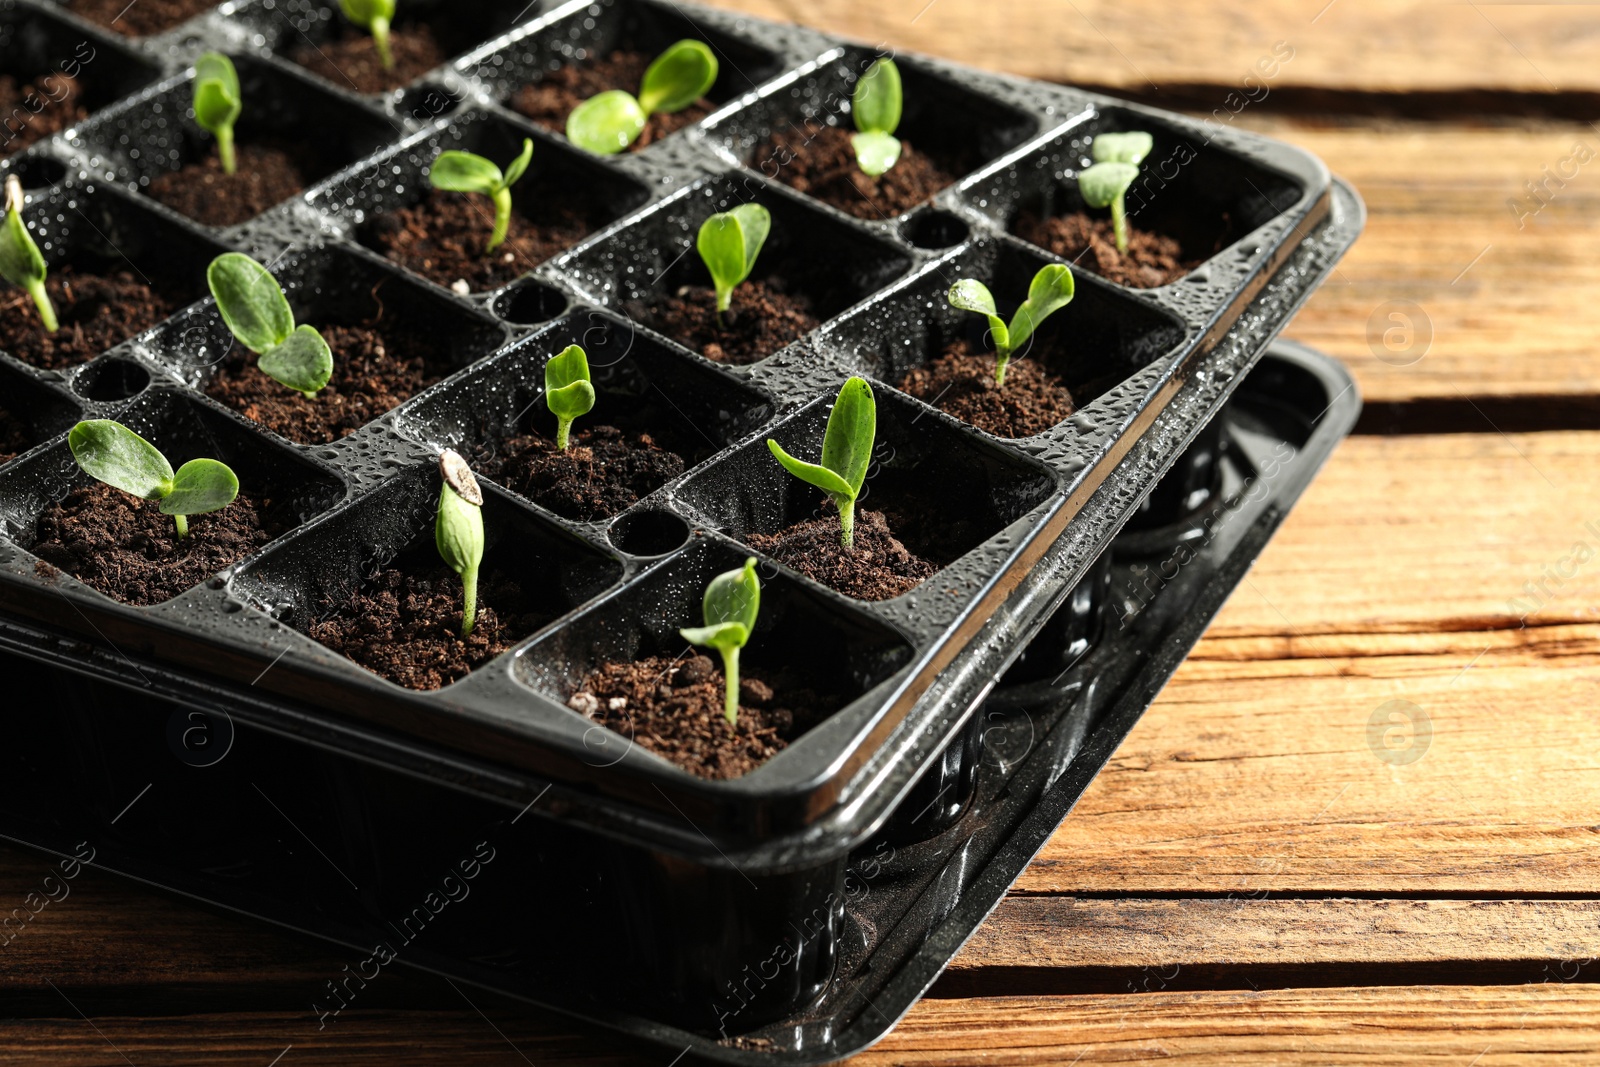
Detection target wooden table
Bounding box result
[8,1,1600,1061]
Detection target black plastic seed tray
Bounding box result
[0,0,1363,1053]
[0,339,1360,1062]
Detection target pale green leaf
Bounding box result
[702,557,759,633]
[853,58,902,135]
[68,420,174,501]
[679,620,749,652]
[850,130,901,176]
[258,324,333,394]
[429,150,504,195]
[501,138,534,188]
[207,252,293,355]
[820,376,875,496]
[767,438,855,501]
[566,90,647,155]
[637,39,717,115]
[1078,161,1139,210]
[435,481,484,578]
[1007,264,1075,353]
[0,194,47,290]
[1091,130,1154,166]
[160,458,239,517]
[192,52,240,136]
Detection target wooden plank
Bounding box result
[1252,120,1600,403]
[954,898,1600,970]
[859,987,1600,1065]
[0,987,1594,1065]
[700,0,1599,93]
[1205,431,1600,637]
[0,1010,648,1066]
[710,1,1600,402]
[1021,642,1600,895]
[11,853,1591,999]
[1022,432,1600,894]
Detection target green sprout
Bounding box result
[68,419,238,539]
[696,202,770,324]
[767,376,874,548]
[948,265,1075,387]
[429,138,534,255]
[435,449,485,638]
[679,556,760,725]
[206,253,333,399]
[339,0,396,71]
[545,343,595,450]
[1079,130,1153,253]
[566,39,717,155]
[193,52,241,175]
[0,175,57,333]
[851,58,902,177]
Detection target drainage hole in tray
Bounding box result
[901,209,970,250]
[74,358,151,402]
[608,509,691,557]
[491,279,568,325]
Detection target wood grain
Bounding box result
[1253,120,1600,403]
[2,987,1594,1066]
[700,0,1598,93]
[1021,431,1600,894]
[709,0,1600,402]
[1205,431,1600,637]
[858,987,1600,1065]
[954,898,1600,970]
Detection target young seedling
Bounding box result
[428,138,534,255]
[0,175,57,332]
[1080,130,1153,253]
[339,0,396,72]
[851,57,902,177]
[947,264,1075,386]
[193,52,241,175]
[545,343,594,450]
[767,376,874,548]
[566,39,717,155]
[696,202,770,324]
[434,449,485,639]
[68,419,238,539]
[679,557,760,726]
[206,253,333,398]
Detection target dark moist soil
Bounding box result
[146,141,314,228]
[753,124,959,221]
[307,566,545,691]
[509,49,712,152]
[471,424,685,523]
[629,279,820,365]
[204,319,442,444]
[900,337,1076,438]
[0,74,87,159]
[361,188,597,293]
[749,507,937,602]
[0,407,31,466]
[290,24,447,94]
[66,0,214,36]
[0,265,181,370]
[571,653,842,780]
[30,482,287,607]
[1014,211,1199,289]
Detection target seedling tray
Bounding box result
[0,0,1363,1050]
[0,338,1359,1061]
